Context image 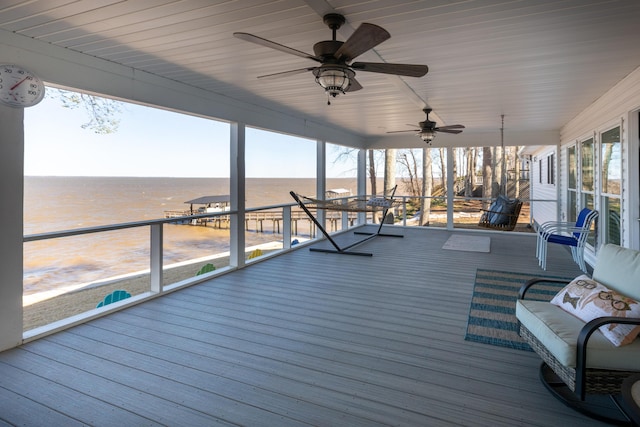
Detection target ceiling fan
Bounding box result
[234,13,428,104]
[387,108,465,143]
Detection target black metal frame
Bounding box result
[615,374,640,426]
[519,278,640,425]
[539,363,632,425]
[290,190,403,256]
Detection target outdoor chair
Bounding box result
[195,263,216,276]
[96,289,131,308]
[247,248,263,260]
[536,208,598,273]
[477,195,522,231]
[516,244,640,424]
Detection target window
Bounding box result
[601,126,621,245]
[547,153,555,185]
[581,138,594,193]
[567,145,577,222]
[538,159,543,183]
[580,137,596,247]
[538,153,554,185]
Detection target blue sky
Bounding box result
[24,89,356,178]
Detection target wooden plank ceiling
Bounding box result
[1,0,640,139]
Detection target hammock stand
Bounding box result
[290,186,403,257]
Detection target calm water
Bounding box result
[23,176,358,295]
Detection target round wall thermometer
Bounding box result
[0,64,46,108]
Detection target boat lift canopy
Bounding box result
[184,195,230,205]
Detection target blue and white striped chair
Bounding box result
[536,208,598,273]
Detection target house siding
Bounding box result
[530,148,559,225]
[529,65,640,264]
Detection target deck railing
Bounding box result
[23,194,550,338]
[390,195,535,230]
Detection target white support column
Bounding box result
[230,122,246,268]
[0,105,25,350]
[357,149,367,225]
[447,146,454,230]
[316,139,326,233]
[149,223,163,293]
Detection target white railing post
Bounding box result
[402,196,408,226]
[230,122,246,268]
[316,139,326,235]
[150,223,163,293]
[357,149,367,225]
[341,198,349,230]
[342,211,349,230]
[447,146,455,230]
[283,205,292,249]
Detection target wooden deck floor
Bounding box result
[0,227,610,426]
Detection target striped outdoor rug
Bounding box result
[465,269,572,351]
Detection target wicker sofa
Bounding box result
[516,244,640,423]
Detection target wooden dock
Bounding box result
[164,210,363,235]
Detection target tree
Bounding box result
[384,149,396,195]
[395,148,435,226]
[438,148,446,189]
[602,143,614,192]
[482,146,493,207]
[368,150,377,196]
[332,146,381,197]
[420,147,433,226]
[491,146,503,197]
[398,150,420,197]
[48,88,123,134]
[451,147,458,191]
[464,147,476,197]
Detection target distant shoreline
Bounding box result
[24,176,360,296]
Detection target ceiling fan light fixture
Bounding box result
[420,129,436,143]
[313,66,354,98]
[235,14,428,106]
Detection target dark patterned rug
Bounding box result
[465,269,572,351]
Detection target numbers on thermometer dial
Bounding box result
[0,65,46,108]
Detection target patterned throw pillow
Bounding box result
[550,275,640,346]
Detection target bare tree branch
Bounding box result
[48,88,123,134]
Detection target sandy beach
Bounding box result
[23,242,283,331]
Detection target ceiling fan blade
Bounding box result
[257,67,317,80]
[437,124,465,130]
[386,129,420,134]
[351,62,428,77]
[334,23,390,61]
[346,76,363,92]
[234,32,321,62]
[436,128,464,134]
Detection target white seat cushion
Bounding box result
[516,299,640,370]
[593,244,640,301]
